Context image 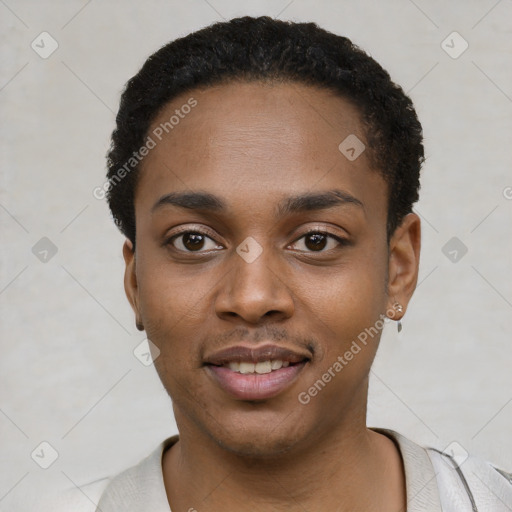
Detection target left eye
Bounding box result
[289,231,345,252]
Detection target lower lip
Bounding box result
[205,363,307,401]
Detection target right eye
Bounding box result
[166,230,224,253]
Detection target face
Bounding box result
[123,81,420,457]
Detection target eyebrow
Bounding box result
[151,189,364,217]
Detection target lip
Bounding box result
[203,343,311,366]
[205,361,308,401]
[203,343,311,401]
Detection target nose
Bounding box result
[214,242,295,325]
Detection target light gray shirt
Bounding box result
[52,428,512,511]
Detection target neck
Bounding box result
[163,413,405,511]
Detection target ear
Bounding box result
[123,239,144,331]
[386,213,421,318]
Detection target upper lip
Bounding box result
[204,344,311,366]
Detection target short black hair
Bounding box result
[106,15,424,245]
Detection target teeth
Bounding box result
[225,360,292,374]
[239,362,255,374]
[255,361,272,374]
[228,362,241,372]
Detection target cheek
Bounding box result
[296,269,386,417]
[302,248,388,327]
[301,246,388,375]
[135,252,217,355]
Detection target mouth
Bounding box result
[208,358,299,374]
[203,344,311,401]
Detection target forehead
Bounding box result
[146,80,364,166]
[136,81,386,220]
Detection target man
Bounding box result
[67,15,511,511]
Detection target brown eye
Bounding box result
[168,231,223,253]
[290,231,346,253]
[304,233,328,251]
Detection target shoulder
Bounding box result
[37,478,112,512]
[373,427,512,511]
[427,446,512,511]
[96,435,178,511]
[43,435,179,512]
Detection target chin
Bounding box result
[169,379,315,459]
[205,412,308,459]
[214,433,298,458]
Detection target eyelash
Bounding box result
[165,227,349,254]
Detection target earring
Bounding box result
[393,302,403,333]
[136,319,144,331]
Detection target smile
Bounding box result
[221,359,290,374]
[203,342,311,400]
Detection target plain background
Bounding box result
[1,0,511,508]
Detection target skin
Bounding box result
[123,81,421,511]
